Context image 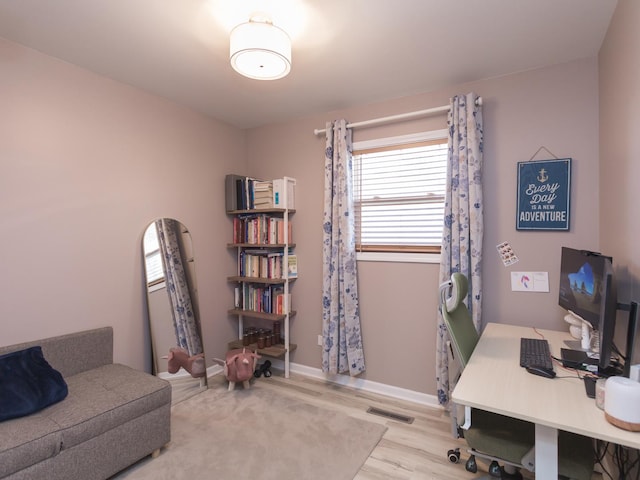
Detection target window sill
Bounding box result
[356,252,440,264]
[148,281,166,293]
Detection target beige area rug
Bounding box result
[164,374,208,405]
[112,379,387,480]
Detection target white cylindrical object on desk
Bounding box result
[604,376,640,431]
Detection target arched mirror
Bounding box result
[143,218,207,403]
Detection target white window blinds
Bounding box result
[143,223,165,284]
[353,136,448,253]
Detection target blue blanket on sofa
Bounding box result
[0,346,68,422]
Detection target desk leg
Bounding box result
[534,424,558,479]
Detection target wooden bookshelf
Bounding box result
[227,208,296,215]
[227,243,296,248]
[227,339,297,358]
[227,309,297,321]
[226,176,297,378]
[227,276,297,284]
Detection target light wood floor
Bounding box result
[248,370,604,480]
[253,371,515,479]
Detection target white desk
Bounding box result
[452,322,640,479]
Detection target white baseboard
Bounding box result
[267,359,442,409]
[166,359,440,409]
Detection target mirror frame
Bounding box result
[142,218,207,397]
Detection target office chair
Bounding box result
[439,272,594,480]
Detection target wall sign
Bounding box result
[516,158,571,231]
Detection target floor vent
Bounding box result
[366,406,414,424]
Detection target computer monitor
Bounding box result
[558,247,618,374]
[599,262,617,373]
[623,302,639,378]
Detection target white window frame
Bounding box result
[352,129,447,264]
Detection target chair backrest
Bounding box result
[439,273,479,369]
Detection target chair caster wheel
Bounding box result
[465,454,478,473]
[447,448,460,463]
[488,460,501,477]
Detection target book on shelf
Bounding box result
[225,174,257,210]
[246,177,256,209]
[237,283,291,314]
[238,250,287,279]
[287,255,298,278]
[274,290,292,314]
[270,286,290,314]
[232,214,292,244]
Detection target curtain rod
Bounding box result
[313,96,483,136]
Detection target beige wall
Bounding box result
[3,15,632,397]
[599,0,640,362]
[247,57,601,394]
[0,38,247,372]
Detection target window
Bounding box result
[353,130,448,259]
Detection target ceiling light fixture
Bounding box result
[229,15,291,80]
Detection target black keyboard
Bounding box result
[520,338,554,370]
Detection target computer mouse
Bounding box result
[526,366,556,378]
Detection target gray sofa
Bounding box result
[0,327,171,480]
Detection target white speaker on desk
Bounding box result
[604,376,640,431]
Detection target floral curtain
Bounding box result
[435,93,484,406]
[321,120,366,376]
[156,218,203,356]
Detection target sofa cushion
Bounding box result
[0,346,68,422]
[43,363,171,450]
[0,412,63,478]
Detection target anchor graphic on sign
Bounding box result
[537,168,548,183]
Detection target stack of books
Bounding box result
[253,181,274,209]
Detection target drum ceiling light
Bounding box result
[229,16,292,80]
